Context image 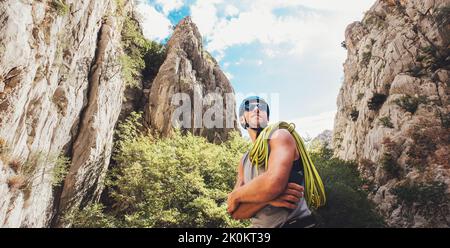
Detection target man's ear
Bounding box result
[240,115,246,127]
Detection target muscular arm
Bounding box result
[229,130,297,206]
[230,154,269,219]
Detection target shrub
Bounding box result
[406,124,446,170]
[120,16,166,87]
[380,137,402,178]
[442,112,450,129]
[310,146,385,227]
[391,181,447,207]
[64,203,117,228]
[435,6,450,28]
[350,108,359,122]
[379,116,394,128]
[7,175,26,190]
[357,93,365,100]
[394,95,427,114]
[8,158,22,173]
[368,93,387,111]
[361,51,372,66]
[51,154,70,187]
[51,0,69,16]
[5,150,70,196]
[380,152,401,179]
[65,113,251,228]
[341,41,347,50]
[408,65,424,77]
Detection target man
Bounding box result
[227,96,317,228]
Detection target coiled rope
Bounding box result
[249,121,326,209]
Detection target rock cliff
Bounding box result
[333,0,450,227]
[144,17,239,144]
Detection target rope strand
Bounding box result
[249,121,326,209]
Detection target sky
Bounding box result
[134,0,376,138]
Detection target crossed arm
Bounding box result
[227,129,304,220]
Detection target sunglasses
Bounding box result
[245,102,268,112]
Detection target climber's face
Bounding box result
[242,102,269,129]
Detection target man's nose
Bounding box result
[252,106,260,113]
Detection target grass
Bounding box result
[4,149,70,200]
[8,158,22,173]
[7,175,26,190]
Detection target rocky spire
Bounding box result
[144,17,239,143]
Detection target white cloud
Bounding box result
[190,0,222,38]
[155,0,184,15]
[189,0,374,60]
[135,1,173,42]
[224,4,239,17]
[287,110,336,139]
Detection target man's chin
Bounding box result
[248,123,268,129]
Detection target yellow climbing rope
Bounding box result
[249,121,326,209]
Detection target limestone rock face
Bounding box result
[333,0,450,227]
[0,0,127,227]
[311,130,333,149]
[144,17,239,143]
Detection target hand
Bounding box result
[269,183,304,209]
[227,191,239,214]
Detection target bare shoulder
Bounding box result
[269,129,296,146]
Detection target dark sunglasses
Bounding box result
[245,102,268,112]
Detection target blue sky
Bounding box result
[135,0,375,138]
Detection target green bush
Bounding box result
[380,152,401,178]
[310,146,385,227]
[368,93,387,111]
[435,6,450,28]
[65,112,251,228]
[51,0,69,16]
[64,203,117,228]
[350,108,359,122]
[379,116,394,128]
[120,17,166,87]
[51,154,70,187]
[394,95,427,114]
[391,181,447,207]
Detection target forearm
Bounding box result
[231,202,268,220]
[231,174,284,204]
